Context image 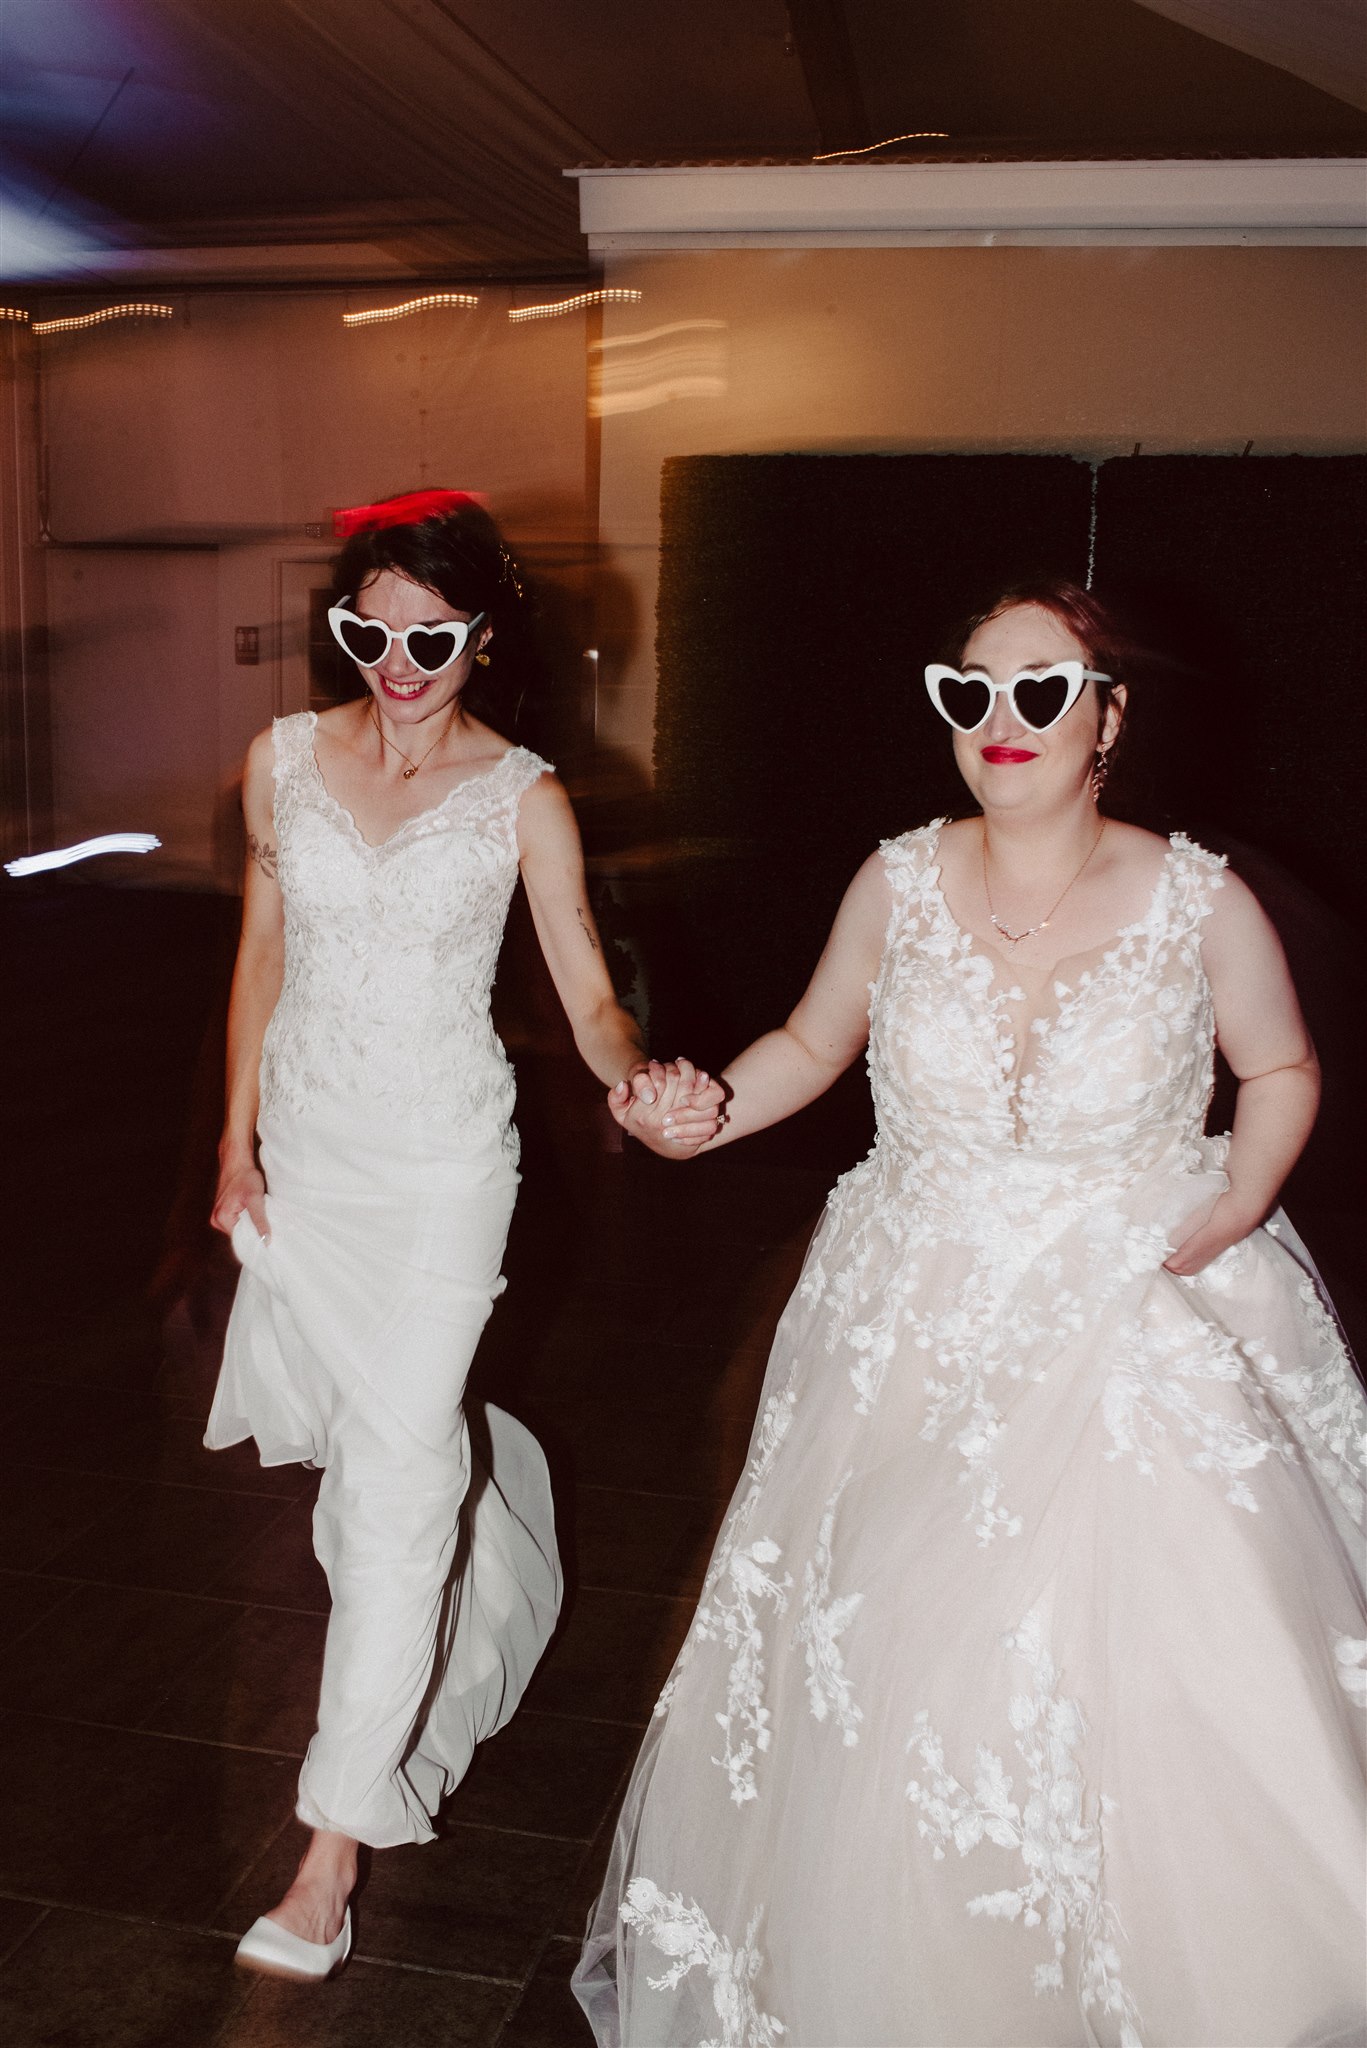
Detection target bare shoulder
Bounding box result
[243,724,277,780]
[515,767,575,862]
[1202,862,1277,947]
[1103,818,1169,879]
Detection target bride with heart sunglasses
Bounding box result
[205,486,721,1981]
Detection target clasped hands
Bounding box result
[610,1057,727,1158]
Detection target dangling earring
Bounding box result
[475,648,491,667]
[1091,748,1111,801]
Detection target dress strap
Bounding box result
[1166,832,1227,936]
[271,710,317,786]
[875,820,946,968]
[459,745,552,856]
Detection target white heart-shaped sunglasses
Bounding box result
[328,603,487,676]
[925,660,1110,734]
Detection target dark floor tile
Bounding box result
[0,1909,253,2048]
[0,1898,47,1967]
[216,1957,513,2048]
[0,1571,78,1651]
[42,1479,294,1597]
[497,1936,586,2048]
[8,1581,241,1728]
[0,1465,130,1572]
[222,1820,583,1983]
[573,1485,724,1599]
[554,1822,616,1942]
[524,1589,691,1727]
[204,1497,328,1614]
[454,1710,637,1843]
[655,1239,805,1351]
[142,1604,328,1754]
[0,1710,297,1922]
[5,1385,304,1499]
[529,1395,747,1501]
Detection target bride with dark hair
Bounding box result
[579,576,1366,2048]
[206,487,721,1979]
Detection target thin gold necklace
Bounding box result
[369,699,460,781]
[982,819,1106,945]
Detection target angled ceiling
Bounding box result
[1,0,1363,287]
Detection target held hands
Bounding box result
[1163,1190,1262,1277]
[608,1057,727,1159]
[210,1154,270,1242]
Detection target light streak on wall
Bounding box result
[6,832,161,877]
[589,319,728,417]
[0,308,30,324]
[31,303,173,336]
[509,288,642,323]
[342,293,479,327]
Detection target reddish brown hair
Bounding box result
[944,575,1140,727]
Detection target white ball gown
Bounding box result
[205,711,562,1848]
[574,825,1366,2048]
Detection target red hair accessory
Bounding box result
[332,489,487,538]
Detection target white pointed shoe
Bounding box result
[234,1905,352,1981]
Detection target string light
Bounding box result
[31,302,173,336]
[342,292,479,327]
[812,131,949,161]
[509,288,642,323]
[0,308,30,324]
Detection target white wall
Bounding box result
[593,245,1367,772]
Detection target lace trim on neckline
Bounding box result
[293,711,535,856]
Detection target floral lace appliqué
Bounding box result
[906,1610,1145,2046]
[794,1472,863,1745]
[621,1879,786,2047]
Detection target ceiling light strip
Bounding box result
[0,308,30,324]
[342,293,480,327]
[508,288,642,323]
[31,302,173,336]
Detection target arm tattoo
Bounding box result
[576,905,600,953]
[247,833,279,881]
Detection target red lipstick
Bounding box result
[981,745,1037,764]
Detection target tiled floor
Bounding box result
[0,881,827,2045]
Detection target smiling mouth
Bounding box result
[377,673,432,700]
[981,745,1038,764]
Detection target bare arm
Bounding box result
[624,851,892,1158]
[1165,870,1319,1275]
[210,729,285,1239]
[516,773,656,1091]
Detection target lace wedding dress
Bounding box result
[575,824,1366,2048]
[205,711,562,1848]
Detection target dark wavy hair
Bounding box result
[330,493,532,733]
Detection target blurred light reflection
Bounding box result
[509,288,641,323]
[31,301,171,334]
[342,293,479,326]
[6,832,161,877]
[590,319,727,416]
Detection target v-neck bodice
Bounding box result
[258,710,550,1150]
[865,822,1225,1225]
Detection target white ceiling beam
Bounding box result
[570,160,1367,248]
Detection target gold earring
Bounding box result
[475,649,491,667]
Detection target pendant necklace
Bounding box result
[982,819,1106,945]
[370,700,460,780]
